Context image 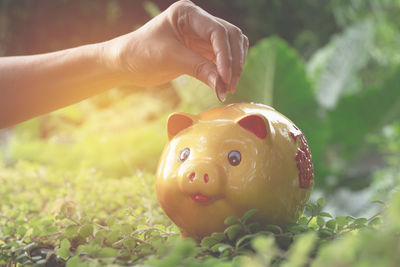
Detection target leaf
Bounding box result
[328,66,400,158]
[264,225,282,234]
[319,212,333,218]
[65,225,79,238]
[353,218,368,226]
[211,232,226,242]
[282,232,317,267]
[316,216,325,228]
[371,200,385,205]
[120,224,133,235]
[247,222,260,233]
[60,238,71,249]
[241,209,258,224]
[235,234,257,248]
[224,225,242,240]
[318,228,334,238]
[326,219,337,230]
[288,224,308,233]
[96,247,118,258]
[79,224,94,238]
[106,230,120,244]
[297,216,309,225]
[336,216,349,228]
[123,237,136,250]
[66,256,80,267]
[368,217,381,227]
[200,237,219,248]
[224,216,239,225]
[317,197,326,207]
[210,243,232,253]
[56,239,71,260]
[309,20,374,109]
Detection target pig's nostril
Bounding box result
[189,172,195,182]
[204,173,209,183]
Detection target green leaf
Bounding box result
[368,217,382,227]
[282,232,317,267]
[200,237,219,248]
[241,209,258,224]
[316,216,325,228]
[65,225,79,238]
[371,200,385,205]
[106,230,120,244]
[288,224,308,233]
[353,218,368,226]
[308,20,373,109]
[210,243,232,253]
[96,247,118,258]
[224,224,242,241]
[235,234,257,248]
[211,232,226,242]
[318,228,334,238]
[326,219,337,230]
[328,66,400,159]
[217,244,233,253]
[66,256,81,267]
[224,216,239,225]
[264,224,282,234]
[60,238,71,249]
[120,224,133,235]
[17,226,27,236]
[123,237,136,250]
[57,239,71,260]
[319,212,333,218]
[317,197,326,207]
[247,222,260,233]
[336,216,349,228]
[79,224,94,238]
[297,216,309,225]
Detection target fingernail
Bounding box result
[216,76,227,102]
[208,72,218,89]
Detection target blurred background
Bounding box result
[1,0,400,217]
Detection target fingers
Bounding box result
[175,47,227,102]
[171,3,232,91]
[217,18,249,93]
[168,1,249,100]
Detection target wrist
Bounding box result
[95,38,130,86]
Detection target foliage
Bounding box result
[0,157,387,267]
[2,0,400,266]
[225,29,400,190]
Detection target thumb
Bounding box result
[176,48,227,102]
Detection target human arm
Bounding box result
[0,0,248,128]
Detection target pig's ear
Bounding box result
[236,114,268,139]
[167,113,196,140]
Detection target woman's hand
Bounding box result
[105,0,249,101]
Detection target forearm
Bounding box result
[0,42,123,128]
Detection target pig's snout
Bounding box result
[178,162,225,196]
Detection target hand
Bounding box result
[104,0,249,101]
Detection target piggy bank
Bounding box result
[156,102,313,239]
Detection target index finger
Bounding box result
[172,2,233,88]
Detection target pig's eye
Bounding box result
[179,148,190,162]
[228,150,241,166]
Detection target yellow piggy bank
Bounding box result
[156,103,313,239]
